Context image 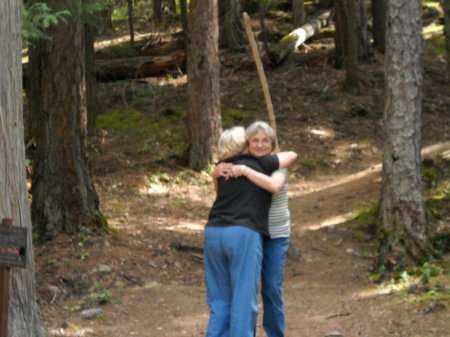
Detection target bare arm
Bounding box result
[230,165,287,193]
[277,151,298,168]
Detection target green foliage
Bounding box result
[424,35,445,56]
[22,2,70,45]
[89,288,112,304]
[96,109,148,131]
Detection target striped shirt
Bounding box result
[268,168,290,238]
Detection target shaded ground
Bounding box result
[34,26,450,337]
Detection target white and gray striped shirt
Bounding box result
[268,168,290,238]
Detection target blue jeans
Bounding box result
[204,226,263,337]
[261,237,289,337]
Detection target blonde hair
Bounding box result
[218,126,246,160]
[246,121,278,151]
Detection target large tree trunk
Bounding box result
[85,23,99,136]
[187,0,222,171]
[27,0,106,239]
[0,1,47,336]
[372,0,387,54]
[292,0,306,27]
[270,10,332,65]
[379,0,432,271]
[219,0,246,50]
[179,0,189,48]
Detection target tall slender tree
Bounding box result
[372,0,387,53]
[0,1,47,336]
[292,0,305,27]
[443,0,450,76]
[187,0,222,170]
[219,0,246,49]
[379,0,433,270]
[27,0,106,239]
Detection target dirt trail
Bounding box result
[42,144,449,337]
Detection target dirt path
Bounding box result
[40,143,449,337]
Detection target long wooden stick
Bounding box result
[242,12,277,135]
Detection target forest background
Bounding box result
[0,0,449,336]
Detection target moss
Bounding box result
[96,109,149,132]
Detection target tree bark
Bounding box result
[95,51,186,81]
[153,0,163,22]
[334,0,360,89]
[372,0,387,53]
[85,23,99,136]
[270,10,332,65]
[444,0,450,76]
[127,0,135,46]
[379,0,432,270]
[292,0,306,27]
[27,0,106,239]
[356,0,371,63]
[179,0,189,48]
[0,1,48,336]
[219,0,246,50]
[187,0,222,170]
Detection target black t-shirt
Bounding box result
[206,153,280,237]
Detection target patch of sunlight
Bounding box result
[309,127,335,138]
[423,23,443,39]
[354,286,391,299]
[165,219,205,232]
[139,183,169,195]
[304,211,356,230]
[49,326,94,337]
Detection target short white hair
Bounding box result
[246,120,278,151]
[218,126,246,160]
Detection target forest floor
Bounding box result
[33,20,450,337]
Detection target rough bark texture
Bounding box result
[187,0,222,171]
[95,52,186,81]
[27,0,105,239]
[444,0,450,75]
[379,0,431,270]
[219,0,246,50]
[0,1,48,336]
[85,24,99,136]
[292,0,306,27]
[334,0,359,88]
[372,0,387,54]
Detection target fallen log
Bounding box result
[95,50,186,81]
[269,10,332,65]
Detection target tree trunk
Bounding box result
[356,0,371,63]
[167,0,177,14]
[318,0,333,9]
[444,0,450,76]
[219,0,246,50]
[0,1,47,336]
[27,0,106,239]
[179,0,189,48]
[372,0,387,54]
[95,51,186,81]
[270,10,332,65]
[379,0,432,271]
[153,0,163,22]
[127,0,135,46]
[292,0,306,27]
[98,0,115,35]
[187,0,222,171]
[334,0,359,89]
[85,23,99,136]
